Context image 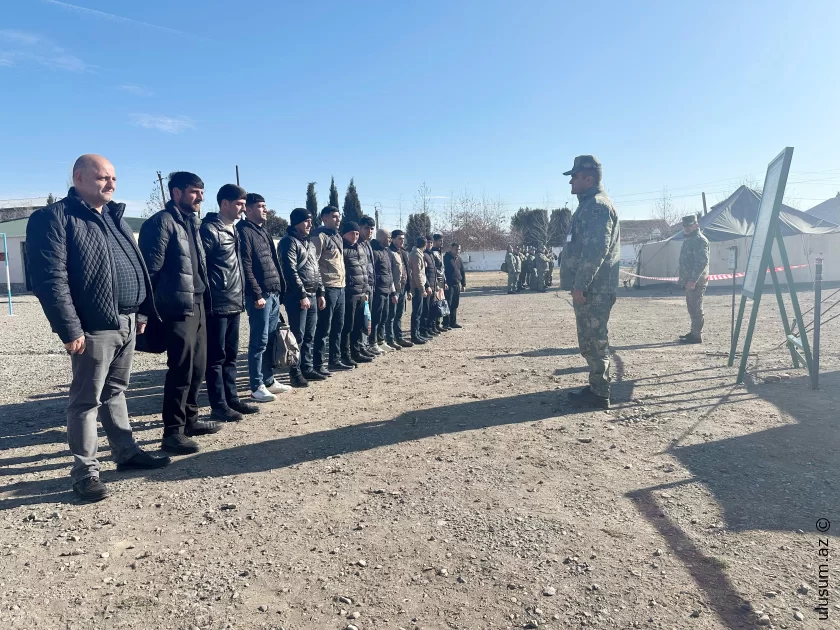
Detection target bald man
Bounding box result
[26,155,170,503]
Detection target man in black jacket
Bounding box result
[238,193,291,402]
[430,234,449,332]
[200,185,258,423]
[357,216,380,357]
[340,222,371,366]
[279,208,326,387]
[443,242,466,329]
[388,230,413,348]
[370,229,398,352]
[422,236,439,338]
[139,171,223,455]
[27,154,170,502]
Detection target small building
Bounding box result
[0,214,146,294]
[619,219,673,265]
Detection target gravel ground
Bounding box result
[0,273,838,630]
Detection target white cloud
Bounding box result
[120,84,155,97]
[0,29,93,72]
[130,113,195,134]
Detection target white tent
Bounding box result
[636,187,840,287]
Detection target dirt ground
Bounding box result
[0,272,838,630]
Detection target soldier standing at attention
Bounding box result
[505,245,519,294]
[533,245,548,292]
[678,214,710,344]
[559,155,620,409]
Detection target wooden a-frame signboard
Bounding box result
[728,147,813,383]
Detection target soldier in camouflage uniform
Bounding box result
[505,245,520,294]
[533,245,548,292]
[559,155,620,408]
[678,214,710,344]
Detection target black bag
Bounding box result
[135,317,167,354]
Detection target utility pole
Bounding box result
[235,165,240,186]
[701,192,708,215]
[156,171,167,207]
[374,202,381,231]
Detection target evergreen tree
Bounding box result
[306,182,320,227]
[342,178,363,228]
[405,212,432,249]
[547,207,573,246]
[329,176,339,209]
[46,193,55,205]
[264,209,289,239]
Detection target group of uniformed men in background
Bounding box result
[504,244,556,293]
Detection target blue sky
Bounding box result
[2,0,840,224]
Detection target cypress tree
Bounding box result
[306,182,320,227]
[342,178,363,227]
[329,176,339,210]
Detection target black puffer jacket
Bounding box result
[200,213,245,315]
[237,218,284,301]
[423,250,437,290]
[139,201,210,320]
[279,226,324,300]
[343,240,369,297]
[26,189,157,343]
[370,239,395,295]
[431,247,446,285]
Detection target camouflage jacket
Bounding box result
[559,184,620,294]
[678,230,710,285]
[534,253,549,272]
[505,251,520,273]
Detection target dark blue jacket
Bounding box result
[26,189,157,343]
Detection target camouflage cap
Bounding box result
[563,155,602,176]
[682,214,699,227]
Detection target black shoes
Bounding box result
[450,323,462,329]
[351,352,373,363]
[568,386,611,409]
[185,420,224,436]
[680,333,703,344]
[313,366,332,377]
[395,339,414,348]
[341,354,359,368]
[328,361,354,371]
[161,433,201,455]
[210,406,243,423]
[302,370,327,381]
[116,450,171,471]
[73,477,110,503]
[411,336,427,345]
[229,399,259,415]
[359,347,377,358]
[290,373,310,388]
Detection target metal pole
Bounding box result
[2,233,12,316]
[702,192,708,215]
[374,202,381,231]
[812,257,823,390]
[730,247,737,345]
[235,165,240,186]
[156,171,167,207]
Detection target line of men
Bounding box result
[27,154,467,503]
[504,245,556,293]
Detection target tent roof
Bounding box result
[669,185,840,242]
[806,194,840,226]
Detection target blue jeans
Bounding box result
[313,287,345,367]
[284,292,318,377]
[246,292,280,392]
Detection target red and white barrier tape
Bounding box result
[620,263,810,283]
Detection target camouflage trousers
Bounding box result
[685,278,708,335]
[507,271,519,292]
[573,293,616,398]
[533,268,545,291]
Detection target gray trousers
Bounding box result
[67,314,140,482]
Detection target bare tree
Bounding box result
[413,181,433,216]
[651,187,681,226]
[142,182,165,218]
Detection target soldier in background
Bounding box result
[545,246,555,286]
[533,245,548,292]
[678,214,710,344]
[559,155,620,409]
[505,245,519,294]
